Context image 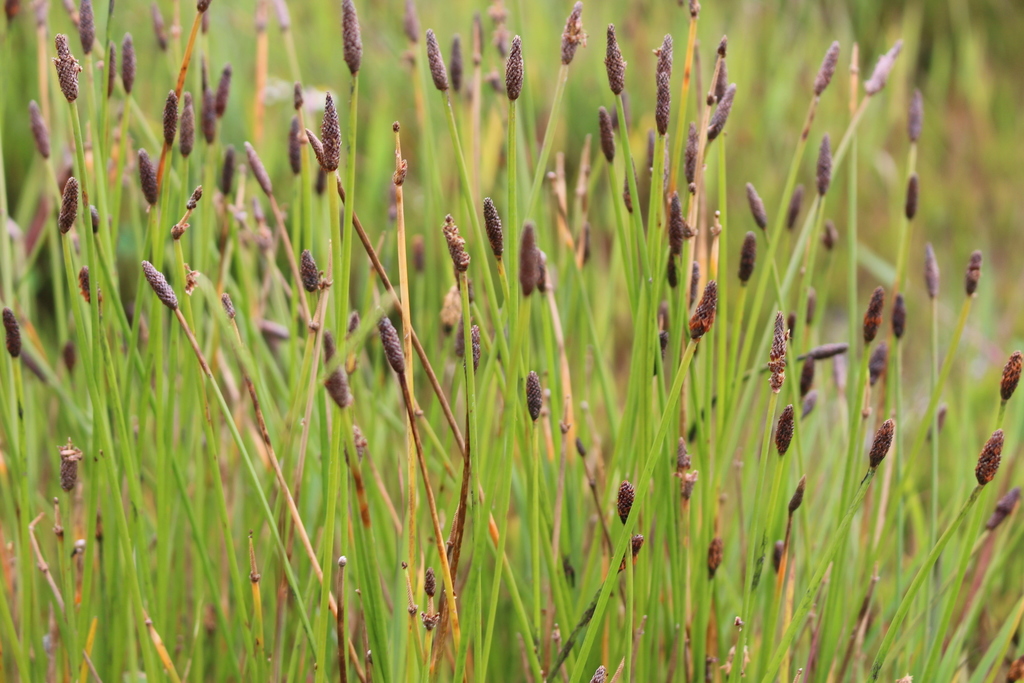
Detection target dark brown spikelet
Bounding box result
[802,390,818,418]
[186,184,202,210]
[975,430,1004,486]
[689,280,718,340]
[816,134,832,196]
[59,176,80,234]
[526,371,542,421]
[869,342,888,386]
[707,537,723,578]
[668,192,686,254]
[706,83,735,141]
[864,40,902,96]
[789,475,807,514]
[324,336,354,409]
[800,358,815,398]
[908,88,923,143]
[505,35,523,100]
[448,34,464,93]
[617,480,635,524]
[684,122,698,188]
[442,214,471,274]
[822,219,838,250]
[3,308,21,358]
[689,261,700,308]
[676,437,691,471]
[868,419,895,468]
[245,142,273,198]
[221,293,236,319]
[519,222,541,296]
[293,82,304,111]
[121,33,135,94]
[655,34,673,135]
[106,43,116,98]
[59,440,83,491]
[215,64,232,117]
[53,34,81,103]
[341,0,362,75]
[776,404,795,455]
[315,167,327,195]
[78,266,91,302]
[738,231,757,283]
[985,487,1020,531]
[482,198,503,258]
[78,0,94,53]
[300,249,319,293]
[666,254,679,288]
[29,101,50,159]
[320,93,341,172]
[590,666,608,683]
[892,294,907,339]
[905,173,918,220]
[202,87,217,143]
[863,286,885,343]
[787,312,797,340]
[403,0,419,43]
[63,340,76,372]
[138,148,159,205]
[424,567,436,598]
[162,90,178,146]
[814,40,840,95]
[604,24,626,95]
[142,260,178,310]
[180,92,195,157]
[746,183,768,230]
[197,0,211,11]
[773,540,784,573]
[151,3,167,50]
[964,250,982,296]
[426,29,448,91]
[713,58,727,104]
[1001,351,1022,402]
[378,317,406,375]
[768,311,788,390]
[219,145,235,196]
[786,185,804,231]
[561,2,585,65]
[806,342,849,360]
[288,116,302,174]
[924,243,939,299]
[470,325,481,371]
[598,106,615,162]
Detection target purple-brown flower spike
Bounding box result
[341,0,362,75]
[604,24,626,95]
[688,280,718,340]
[505,35,523,100]
[526,371,542,421]
[378,317,406,375]
[869,419,895,468]
[975,430,1004,486]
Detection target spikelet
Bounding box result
[806,342,848,361]
[908,88,923,142]
[799,358,814,398]
[863,286,885,343]
[341,0,362,75]
[806,287,817,325]
[964,250,982,296]
[288,116,302,175]
[561,2,586,65]
[300,250,319,293]
[616,480,636,524]
[450,35,463,92]
[775,404,795,455]
[78,266,91,302]
[975,430,1003,486]
[869,343,888,386]
[121,33,136,94]
[519,222,541,296]
[985,487,1020,531]
[180,92,195,157]
[426,29,448,90]
[221,293,236,319]
[590,666,608,683]
[924,243,939,299]
[162,90,178,146]
[219,145,236,196]
[29,101,50,159]
[482,198,503,258]
[526,371,542,421]
[470,325,481,371]
[822,219,838,250]
[786,184,804,231]
[863,40,902,96]
[138,149,158,205]
[789,475,807,514]
[202,87,217,143]
[142,260,178,310]
[706,83,736,141]
[59,439,83,491]
[103,42,115,97]
[892,294,906,340]
[816,134,832,196]
[802,390,818,418]
[1001,351,1022,402]
[3,308,21,358]
[813,41,840,96]
[53,34,81,102]
[245,142,273,198]
[713,57,728,103]
[604,24,626,95]
[442,214,471,274]
[197,0,211,11]
[403,0,419,43]
[688,261,700,308]
[688,280,718,340]
[324,338,354,408]
[424,566,436,598]
[668,192,686,254]
[78,0,94,53]
[152,3,168,50]
[505,35,523,100]
[215,64,232,117]
[768,312,787,391]
[58,176,79,234]
[738,232,756,284]
[904,173,919,220]
[684,122,698,188]
[707,537,723,578]
[745,183,767,230]
[378,317,406,375]
[773,540,785,573]
[597,106,615,162]
[655,34,672,136]
[868,419,895,468]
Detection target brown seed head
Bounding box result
[519,222,541,296]
[768,311,788,379]
[905,173,918,220]
[863,286,885,343]
[1001,351,1022,402]
[598,106,615,162]
[106,43,116,98]
[324,361,354,410]
[684,122,698,188]
[802,389,818,418]
[908,88,923,142]
[869,342,888,386]
[805,342,848,361]
[424,567,436,598]
[151,3,168,50]
[668,191,686,254]
[786,184,804,231]
[197,0,211,11]
[713,58,728,104]
[681,471,698,501]
[869,419,895,468]
[590,666,608,683]
[985,487,1020,531]
[215,64,232,117]
[773,540,785,573]
[403,0,419,43]
[245,142,273,198]
[689,280,718,340]
[666,254,678,288]
[305,128,326,170]
[864,40,902,96]
[59,176,80,234]
[442,214,471,274]
[604,24,626,95]
[505,35,523,100]
[3,308,21,358]
[738,231,756,283]
[689,261,700,308]
[78,266,91,302]
[162,90,178,146]
[138,147,160,205]
[789,475,807,514]
[470,325,481,371]
[319,93,341,172]
[219,145,235,196]
[202,87,217,143]
[482,197,503,258]
[816,134,832,196]
[776,404,795,455]
[656,70,671,136]
[526,370,542,421]
[300,249,319,293]
[221,293,235,319]
[142,260,178,310]
[426,29,448,90]
[800,357,815,398]
[561,2,586,65]
[975,430,1003,486]
[924,243,939,298]
[379,317,406,375]
[288,116,302,175]
[449,34,463,92]
[707,537,723,578]
[53,34,81,102]
[822,219,838,250]
[806,287,817,325]
[29,101,50,159]
[892,293,906,339]
[707,83,736,142]
[814,40,840,95]
[746,183,767,230]
[617,480,635,524]
[677,437,691,471]
[78,0,94,53]
[341,0,362,75]
[964,250,982,296]
[121,33,136,94]
[180,92,195,157]
[59,440,83,491]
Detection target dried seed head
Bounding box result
[676,437,690,471]
[403,0,419,43]
[745,183,768,230]
[892,293,906,339]
[706,83,735,141]
[526,371,542,421]
[656,70,671,136]
[447,34,463,93]
[202,87,217,143]
[616,480,635,524]
[180,91,195,157]
[120,33,136,94]
[142,260,178,310]
[598,106,615,162]
[908,88,923,142]
[426,29,448,90]
[985,487,1020,531]
[806,342,848,361]
[776,404,795,455]
[59,176,80,234]
[341,0,362,75]
[424,567,436,598]
[924,243,939,299]
[738,231,757,284]
[604,24,626,95]
[288,116,302,175]
[788,475,807,514]
[292,82,304,111]
[666,254,679,288]
[482,197,503,258]
[300,249,319,293]
[505,35,523,100]
[162,90,178,146]
[1001,351,1022,402]
[378,317,406,375]
[668,191,686,254]
[561,2,586,65]
[964,250,982,296]
[106,42,116,97]
[137,148,161,206]
[590,666,608,683]
[707,536,723,578]
[3,308,21,358]
[688,261,700,308]
[816,134,832,196]
[863,286,885,344]
[53,34,81,102]
[768,311,788,387]
[786,184,804,231]
[215,64,232,117]
[681,471,698,501]
[975,429,1003,486]
[822,219,838,250]
[469,325,481,371]
[519,222,541,296]
[800,358,815,398]
[29,101,50,159]
[442,214,471,274]
[868,419,895,468]
[864,40,902,96]
[151,3,167,50]
[219,145,235,196]
[221,293,235,318]
[320,93,341,172]
[245,142,273,198]
[689,280,718,340]
[713,58,728,104]
[324,361,354,409]
[78,266,91,302]
[59,440,83,491]
[814,41,840,95]
[802,389,818,418]
[869,342,888,386]
[904,173,918,220]
[78,0,94,53]
[684,122,698,187]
